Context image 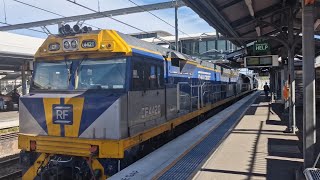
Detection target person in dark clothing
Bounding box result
[263,82,270,98]
[11,88,20,104]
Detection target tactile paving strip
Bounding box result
[158,93,259,180]
[310,169,320,179]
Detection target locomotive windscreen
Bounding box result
[32,57,127,90]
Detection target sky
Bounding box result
[0,0,215,38]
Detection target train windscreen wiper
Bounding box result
[64,58,72,86]
[76,55,88,73]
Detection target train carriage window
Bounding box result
[149,65,157,89]
[132,62,144,90]
[157,65,164,88]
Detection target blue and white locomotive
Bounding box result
[18,27,251,179]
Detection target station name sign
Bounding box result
[244,55,279,68]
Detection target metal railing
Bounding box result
[177,82,251,113]
[176,82,201,112]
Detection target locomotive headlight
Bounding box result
[64,41,70,49]
[71,40,78,48]
[63,38,80,51]
[48,43,60,51]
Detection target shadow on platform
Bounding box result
[266,158,302,180]
[268,138,302,159]
[244,95,303,180]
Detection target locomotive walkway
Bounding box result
[111,92,303,180]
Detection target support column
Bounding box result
[283,63,288,106]
[270,70,274,101]
[175,3,179,51]
[21,63,27,95]
[288,8,296,133]
[275,70,278,100]
[302,2,316,169]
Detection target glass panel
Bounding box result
[192,41,199,55]
[199,41,207,54]
[184,42,191,54]
[77,58,126,90]
[217,40,226,52]
[207,41,216,52]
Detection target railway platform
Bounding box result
[111,91,303,180]
[192,94,302,180]
[0,111,18,130]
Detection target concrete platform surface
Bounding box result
[0,111,19,129]
[193,94,303,180]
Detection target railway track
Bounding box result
[0,154,19,168]
[0,154,21,180]
[0,170,22,180]
[0,132,18,141]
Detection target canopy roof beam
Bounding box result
[231,3,284,29]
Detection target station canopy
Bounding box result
[0,31,44,71]
[183,0,320,63]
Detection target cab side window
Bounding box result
[157,65,164,88]
[149,65,157,89]
[132,59,164,91]
[132,62,144,90]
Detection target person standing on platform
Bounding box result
[11,88,20,104]
[263,82,270,98]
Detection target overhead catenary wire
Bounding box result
[66,0,150,34]
[11,0,102,30]
[65,0,200,54]
[127,0,193,38]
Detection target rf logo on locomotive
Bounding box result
[52,104,73,125]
